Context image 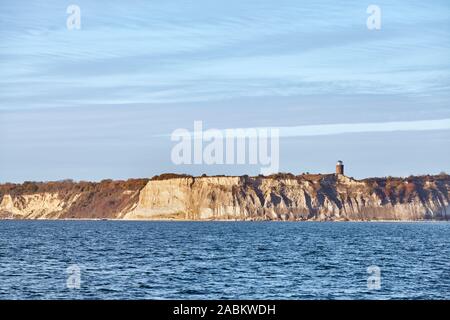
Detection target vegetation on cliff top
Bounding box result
[0,178,149,197]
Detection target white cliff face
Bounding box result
[0,179,147,219]
[1,175,449,220]
[0,193,77,219]
[123,177,243,220]
[124,175,450,221]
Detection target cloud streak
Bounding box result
[277,118,450,137]
[163,118,450,138]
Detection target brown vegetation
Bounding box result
[0,179,149,219]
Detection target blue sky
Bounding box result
[1,0,450,182]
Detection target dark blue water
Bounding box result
[0,221,449,299]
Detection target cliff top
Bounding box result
[150,172,450,182]
[1,173,449,197]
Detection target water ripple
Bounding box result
[0,221,450,299]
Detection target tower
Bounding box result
[336,160,344,175]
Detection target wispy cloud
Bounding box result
[277,118,450,137]
[1,0,449,109]
[168,118,450,138]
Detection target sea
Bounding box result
[0,221,449,299]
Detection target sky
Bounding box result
[1,0,450,182]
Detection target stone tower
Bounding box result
[336,160,344,175]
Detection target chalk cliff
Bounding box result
[0,179,148,219]
[1,174,449,220]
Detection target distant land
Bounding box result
[1,173,449,221]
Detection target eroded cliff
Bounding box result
[0,179,148,219]
[1,174,449,220]
[125,174,450,221]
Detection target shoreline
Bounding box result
[1,218,449,223]
[1,173,449,221]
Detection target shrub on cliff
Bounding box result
[151,173,193,180]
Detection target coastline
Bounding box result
[1,218,449,222]
[1,173,449,221]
